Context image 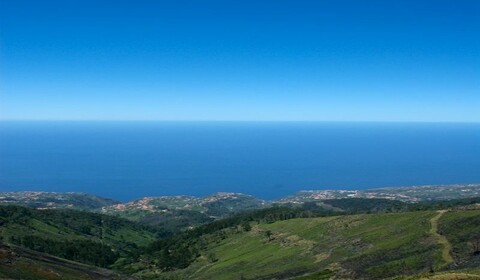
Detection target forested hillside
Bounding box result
[2,197,480,279]
[126,208,480,279]
[0,243,132,280]
[0,205,158,268]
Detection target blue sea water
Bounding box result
[0,121,479,201]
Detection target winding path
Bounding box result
[430,210,454,267]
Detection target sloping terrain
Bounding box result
[438,209,480,269]
[404,271,480,280]
[0,205,157,268]
[2,194,480,279]
[131,211,441,279]
[103,193,267,232]
[430,211,454,268]
[131,208,480,280]
[0,243,134,280]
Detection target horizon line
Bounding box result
[0,119,479,124]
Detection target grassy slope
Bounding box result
[140,211,442,279]
[429,211,454,268]
[0,243,132,280]
[0,206,156,248]
[3,203,480,280]
[0,205,158,273]
[437,209,480,269]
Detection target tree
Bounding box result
[241,221,252,232]
[469,233,480,255]
[265,230,273,241]
[206,252,218,263]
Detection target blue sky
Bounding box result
[0,0,479,121]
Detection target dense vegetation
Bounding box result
[130,211,441,279]
[0,205,156,234]
[127,204,336,272]
[322,197,480,213]
[103,194,266,233]
[138,209,214,233]
[0,243,130,280]
[10,235,117,267]
[0,192,118,211]
[0,205,158,268]
[438,210,480,268]
[3,197,480,279]
[121,198,434,274]
[200,196,267,217]
[321,198,410,213]
[121,198,480,279]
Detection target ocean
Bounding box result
[0,121,479,201]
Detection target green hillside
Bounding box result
[102,193,267,232]
[0,243,132,280]
[130,209,480,280]
[2,197,480,279]
[438,209,480,269]
[0,205,158,268]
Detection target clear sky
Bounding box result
[0,0,479,121]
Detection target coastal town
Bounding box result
[278,184,480,203]
[2,184,480,212]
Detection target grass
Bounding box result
[437,209,480,269]
[0,244,129,280]
[429,210,454,268]
[141,211,442,279]
[5,205,480,279]
[400,269,480,280]
[0,205,158,272]
[0,211,156,249]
